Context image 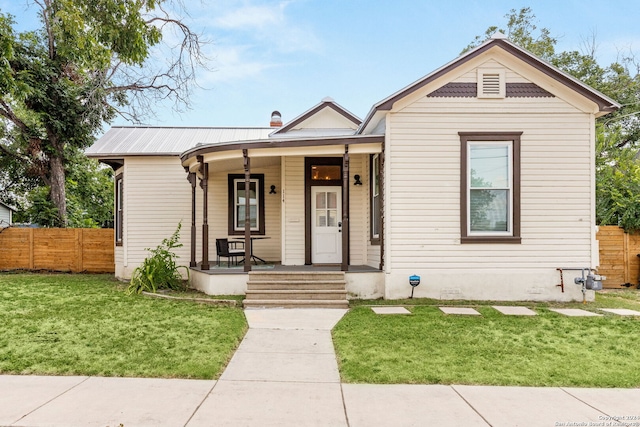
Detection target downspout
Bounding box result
[243,149,252,273]
[198,156,210,270]
[342,145,350,271]
[186,170,197,267]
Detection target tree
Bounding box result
[14,152,114,227]
[462,7,557,60]
[596,124,640,232]
[467,8,640,232]
[0,0,206,226]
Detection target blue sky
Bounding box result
[3,0,640,129]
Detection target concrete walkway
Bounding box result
[1,308,639,426]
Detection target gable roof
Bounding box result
[270,97,361,136]
[358,33,620,133]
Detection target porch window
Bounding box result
[460,132,521,244]
[228,174,265,235]
[311,165,341,181]
[371,154,381,243]
[115,173,123,246]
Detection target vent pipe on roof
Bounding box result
[270,111,282,127]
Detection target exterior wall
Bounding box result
[114,246,124,278]
[191,271,247,295]
[116,153,374,280]
[282,156,306,265]
[384,59,597,302]
[0,205,11,225]
[117,156,192,279]
[281,154,370,266]
[292,107,359,130]
[346,272,384,299]
[208,162,282,263]
[348,154,368,265]
[364,155,382,268]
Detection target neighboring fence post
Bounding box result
[76,229,84,272]
[28,228,34,270]
[624,232,630,284]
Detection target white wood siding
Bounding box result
[121,156,192,278]
[280,154,371,266]
[364,156,381,268]
[283,157,305,264]
[455,59,529,83]
[387,107,592,270]
[348,154,367,265]
[207,163,282,263]
[0,206,11,225]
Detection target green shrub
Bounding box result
[127,223,189,294]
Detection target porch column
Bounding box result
[187,170,197,267]
[342,145,350,271]
[243,149,252,273]
[198,155,210,270]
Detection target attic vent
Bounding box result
[477,69,505,98]
[482,74,500,94]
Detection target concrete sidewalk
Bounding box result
[1,308,639,426]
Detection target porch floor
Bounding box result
[190,263,380,275]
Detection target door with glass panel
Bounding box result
[311,186,342,263]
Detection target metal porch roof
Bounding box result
[86,126,274,157]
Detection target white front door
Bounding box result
[311,186,342,264]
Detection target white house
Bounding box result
[87,34,619,303]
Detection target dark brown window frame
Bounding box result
[459,132,522,244]
[115,173,123,246]
[227,173,266,236]
[370,153,381,245]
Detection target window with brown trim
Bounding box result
[115,173,123,246]
[460,132,521,244]
[228,174,265,235]
[370,154,381,244]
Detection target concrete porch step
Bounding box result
[247,271,346,282]
[246,289,348,300]
[247,280,346,291]
[242,299,349,309]
[245,271,348,309]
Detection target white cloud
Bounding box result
[199,1,322,52]
[199,44,276,84]
[214,3,286,30]
[185,1,322,85]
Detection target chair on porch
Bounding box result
[216,238,245,267]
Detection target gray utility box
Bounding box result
[585,274,603,291]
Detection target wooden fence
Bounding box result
[0,225,637,283]
[597,225,640,288]
[0,228,114,273]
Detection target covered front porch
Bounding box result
[180,134,385,280]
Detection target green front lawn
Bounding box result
[0,273,247,379]
[334,292,640,387]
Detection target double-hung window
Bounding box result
[228,174,265,235]
[115,174,123,246]
[371,154,381,243]
[460,132,521,243]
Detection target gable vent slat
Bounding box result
[482,74,501,95]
